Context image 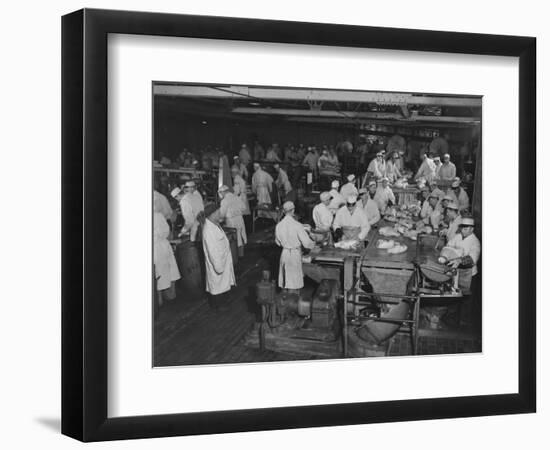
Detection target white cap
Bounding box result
[451,177,461,188]
[380,176,389,182]
[433,156,441,162]
[459,217,475,227]
[184,180,196,188]
[442,194,454,202]
[170,187,181,198]
[446,202,459,211]
[443,153,451,159]
[320,192,332,202]
[347,174,355,182]
[282,201,295,212]
[346,195,358,205]
[358,188,367,194]
[368,180,377,188]
[233,155,239,160]
[331,180,340,189]
[218,185,229,193]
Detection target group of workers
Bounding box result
[153,139,478,310]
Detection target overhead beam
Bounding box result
[153,85,482,107]
[231,107,480,123]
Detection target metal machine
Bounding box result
[247,271,341,357]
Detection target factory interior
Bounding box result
[153,84,482,366]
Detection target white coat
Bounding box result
[275,215,315,289]
[385,160,402,183]
[447,188,470,212]
[220,192,247,248]
[439,162,457,180]
[202,219,236,295]
[333,206,371,240]
[367,158,386,178]
[251,169,274,205]
[374,186,396,212]
[153,212,180,291]
[328,189,345,214]
[340,182,358,202]
[445,215,462,241]
[416,157,436,182]
[232,174,250,215]
[447,232,481,276]
[153,190,173,220]
[312,203,333,231]
[179,191,204,241]
[363,196,381,225]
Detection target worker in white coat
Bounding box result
[251,162,274,205]
[441,202,462,242]
[447,177,470,213]
[273,163,295,203]
[231,166,250,215]
[328,180,345,215]
[385,151,402,183]
[218,185,247,258]
[374,177,396,213]
[275,201,315,293]
[312,191,334,231]
[153,211,180,303]
[367,151,387,179]
[333,195,371,241]
[439,153,457,181]
[153,189,174,221]
[362,180,381,226]
[340,174,358,200]
[199,208,236,310]
[420,192,440,225]
[446,217,481,276]
[415,153,436,183]
[171,181,204,241]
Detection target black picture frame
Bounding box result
[62,8,536,442]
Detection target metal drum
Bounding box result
[175,239,204,296]
[223,227,239,265]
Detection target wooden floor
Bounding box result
[154,224,481,367]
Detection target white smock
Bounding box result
[363,196,381,225]
[179,191,204,241]
[333,206,371,240]
[202,219,236,295]
[312,202,334,231]
[153,190,173,220]
[252,169,274,205]
[153,212,180,291]
[275,215,315,289]
[447,232,481,276]
[220,192,247,248]
[374,186,396,212]
[232,174,250,215]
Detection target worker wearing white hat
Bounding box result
[231,155,248,180]
[218,185,247,258]
[231,166,250,216]
[428,179,446,201]
[446,216,481,277]
[251,162,274,205]
[172,181,205,241]
[439,153,457,181]
[447,177,470,213]
[333,194,371,241]
[312,192,334,232]
[328,180,345,215]
[441,202,462,242]
[362,180,381,225]
[340,174,359,201]
[275,201,315,292]
[431,194,453,230]
[367,151,387,179]
[374,176,395,213]
[420,191,440,226]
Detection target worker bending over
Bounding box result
[218,185,247,258]
[198,208,236,310]
[171,180,204,241]
[251,162,274,205]
[312,191,334,231]
[275,201,315,294]
[273,163,295,203]
[333,195,371,241]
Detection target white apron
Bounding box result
[202,219,236,295]
[153,212,180,290]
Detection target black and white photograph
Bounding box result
[152,83,482,366]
